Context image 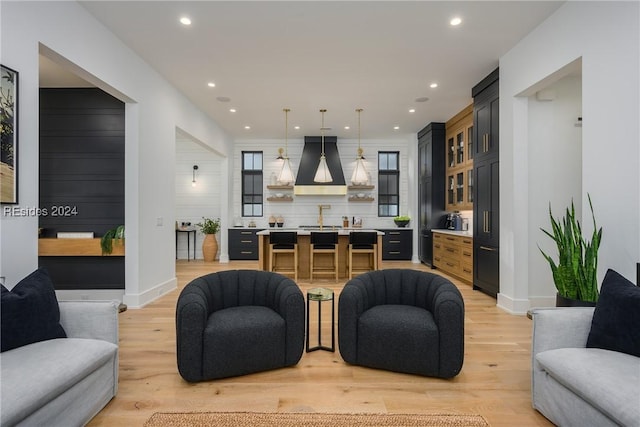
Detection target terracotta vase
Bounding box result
[202,234,218,261]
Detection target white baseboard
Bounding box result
[122,277,177,308]
[496,293,531,315]
[56,289,124,302]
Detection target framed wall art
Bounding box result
[1,64,18,204]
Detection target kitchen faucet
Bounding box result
[318,205,331,230]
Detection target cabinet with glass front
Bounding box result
[445,104,474,211]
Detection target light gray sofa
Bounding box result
[531,307,640,427]
[0,300,119,427]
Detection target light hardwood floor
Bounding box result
[88,260,552,426]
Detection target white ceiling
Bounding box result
[45,1,564,140]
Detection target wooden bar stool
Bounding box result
[309,232,339,282]
[269,231,298,281]
[347,231,378,279]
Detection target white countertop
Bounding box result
[257,228,384,236]
[431,229,473,237]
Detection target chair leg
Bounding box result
[309,245,314,282]
[269,248,274,272]
[334,248,339,281]
[348,247,353,280]
[294,248,298,282]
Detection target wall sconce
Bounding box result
[192,165,198,187]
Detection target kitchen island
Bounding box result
[257,228,384,280]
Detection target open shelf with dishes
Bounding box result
[266,184,293,201]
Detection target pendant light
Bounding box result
[351,108,369,185]
[277,108,295,185]
[313,109,333,183]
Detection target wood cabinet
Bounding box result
[433,232,473,283]
[228,228,263,260]
[417,123,446,265]
[379,229,413,260]
[472,68,499,297]
[445,104,474,211]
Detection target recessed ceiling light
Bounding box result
[229,108,236,113]
[393,126,400,130]
[294,126,300,130]
[180,16,192,26]
[409,109,416,113]
[450,17,462,26]
[244,125,251,130]
[430,83,438,89]
[207,82,216,88]
[344,126,350,130]
[415,97,429,103]
[216,96,231,102]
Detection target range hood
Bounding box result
[294,136,347,195]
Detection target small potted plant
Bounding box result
[539,195,602,306]
[101,225,125,255]
[393,215,411,228]
[196,217,220,261]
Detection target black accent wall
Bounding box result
[39,88,125,290]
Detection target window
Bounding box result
[378,151,399,217]
[241,151,263,217]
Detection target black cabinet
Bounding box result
[228,228,263,260]
[379,229,413,260]
[417,123,446,265]
[472,69,499,297]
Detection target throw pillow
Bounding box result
[1,267,67,352]
[586,269,640,357]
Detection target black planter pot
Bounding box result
[394,220,410,228]
[555,293,597,307]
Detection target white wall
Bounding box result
[527,76,583,304]
[175,134,224,261]
[499,1,639,313]
[0,2,233,307]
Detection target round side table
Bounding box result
[306,287,335,352]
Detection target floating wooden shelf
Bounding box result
[266,185,293,190]
[347,185,375,190]
[38,238,125,256]
[267,196,293,202]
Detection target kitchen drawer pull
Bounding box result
[389,251,401,254]
[241,240,253,243]
[463,251,472,257]
[446,262,455,267]
[446,248,456,253]
[446,237,455,241]
[241,251,253,254]
[389,240,401,244]
[479,246,497,252]
[240,231,252,235]
[463,267,472,274]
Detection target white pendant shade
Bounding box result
[314,154,333,183]
[313,108,333,183]
[351,157,368,185]
[278,158,295,185]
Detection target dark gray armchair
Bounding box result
[176,270,305,382]
[338,269,464,378]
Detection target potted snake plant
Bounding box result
[539,194,602,306]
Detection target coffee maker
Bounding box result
[445,212,462,230]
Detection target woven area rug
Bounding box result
[144,411,489,427]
